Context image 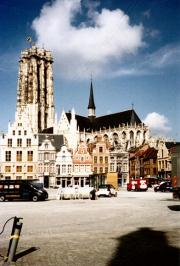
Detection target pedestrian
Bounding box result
[90,188,97,200]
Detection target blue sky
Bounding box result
[0,0,179,140]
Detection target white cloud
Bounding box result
[32,0,144,79]
[143,112,172,137]
[113,43,180,77]
[145,44,180,68]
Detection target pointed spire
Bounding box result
[88,78,96,110]
[88,78,96,121]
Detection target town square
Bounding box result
[0,0,179,265]
[0,189,180,266]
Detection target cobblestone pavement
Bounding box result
[0,189,180,266]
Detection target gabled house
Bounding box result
[72,142,93,187]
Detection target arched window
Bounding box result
[136,131,141,142]
[103,134,108,142]
[122,131,126,140]
[130,131,134,146]
[113,133,118,144]
[143,131,147,141]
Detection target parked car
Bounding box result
[0,179,48,202]
[96,184,117,197]
[154,181,173,192]
[56,186,95,200]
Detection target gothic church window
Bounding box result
[103,134,108,142]
[113,133,118,143]
[130,131,134,146]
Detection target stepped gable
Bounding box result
[66,109,142,132]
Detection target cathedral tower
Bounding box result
[16,45,55,132]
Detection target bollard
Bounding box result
[7,221,22,262]
[5,217,23,263]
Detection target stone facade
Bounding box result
[0,114,38,180]
[109,145,129,186]
[56,145,73,187]
[72,142,93,187]
[17,45,55,133]
[38,137,57,188]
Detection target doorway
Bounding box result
[44,176,49,188]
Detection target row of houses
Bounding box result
[0,112,178,189]
[0,115,129,188]
[129,141,180,184]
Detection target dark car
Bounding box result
[154,181,173,192]
[0,179,48,202]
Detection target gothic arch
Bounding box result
[122,131,126,140]
[112,132,119,145]
[103,134,109,142]
[94,135,98,142]
[136,130,141,141]
[130,130,134,147]
[143,131,147,141]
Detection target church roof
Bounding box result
[66,109,142,132]
[165,142,180,150]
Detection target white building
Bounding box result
[109,145,129,186]
[38,135,64,187]
[55,145,73,187]
[0,112,38,180]
[72,142,93,187]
